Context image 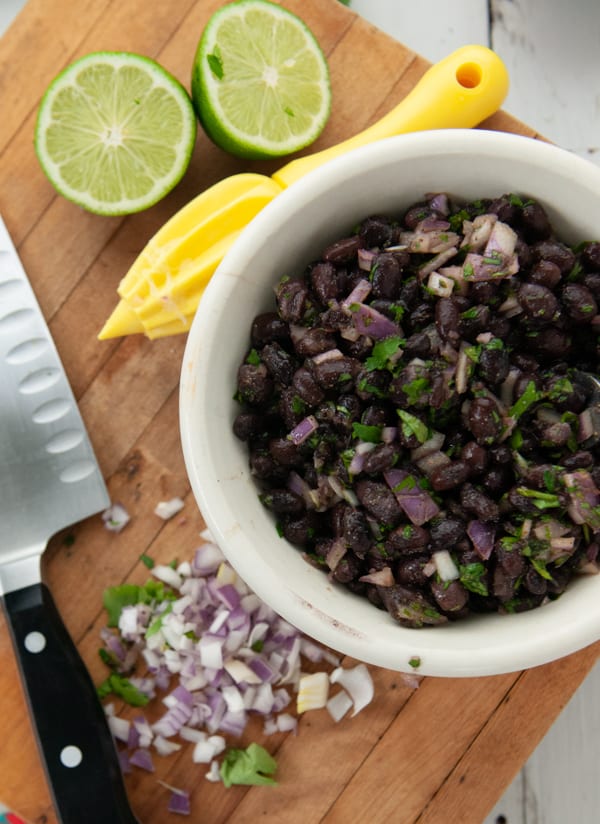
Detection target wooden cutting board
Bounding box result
[1,1,599,822]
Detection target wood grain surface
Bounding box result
[1,1,599,822]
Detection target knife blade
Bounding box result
[0,215,138,823]
[98,44,509,340]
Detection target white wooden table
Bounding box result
[2,1,599,822]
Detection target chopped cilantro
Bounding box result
[515,487,561,510]
[357,376,387,398]
[543,470,557,492]
[463,262,474,279]
[364,336,405,372]
[275,521,284,538]
[408,656,421,669]
[510,380,542,420]
[352,422,383,443]
[397,409,430,443]
[548,377,574,403]
[97,673,150,707]
[220,743,277,788]
[531,557,554,581]
[510,428,524,450]
[245,348,261,365]
[140,553,154,570]
[102,580,175,627]
[402,376,431,404]
[461,306,480,320]
[459,562,489,596]
[145,604,173,638]
[393,475,416,492]
[448,208,470,232]
[291,395,307,416]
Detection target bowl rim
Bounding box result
[180,129,600,676]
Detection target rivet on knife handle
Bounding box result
[4,585,139,823]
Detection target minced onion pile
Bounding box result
[99,527,375,813]
[233,192,600,627]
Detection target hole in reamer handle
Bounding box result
[456,62,482,89]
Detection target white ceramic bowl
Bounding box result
[180,129,600,677]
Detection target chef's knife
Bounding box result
[0,216,138,823]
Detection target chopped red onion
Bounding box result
[427,192,450,216]
[358,567,395,586]
[341,278,372,307]
[167,787,191,816]
[347,301,403,339]
[411,431,445,461]
[438,265,469,296]
[288,415,319,446]
[129,748,154,772]
[460,213,497,251]
[399,228,460,254]
[564,470,600,529]
[467,520,496,560]
[420,247,459,280]
[578,408,595,443]
[311,347,344,365]
[383,469,440,526]
[381,426,397,444]
[357,248,377,272]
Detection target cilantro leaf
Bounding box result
[510,380,542,420]
[220,743,277,788]
[397,409,430,443]
[364,336,404,372]
[97,673,150,707]
[459,562,489,596]
[352,422,383,443]
[102,584,142,627]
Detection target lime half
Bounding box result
[191,0,331,160]
[35,52,197,215]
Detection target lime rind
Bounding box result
[35,52,197,216]
[191,0,331,160]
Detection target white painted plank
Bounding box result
[485,658,600,824]
[350,0,490,63]
[491,0,600,164]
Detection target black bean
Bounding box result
[478,346,510,385]
[563,451,594,469]
[496,543,526,577]
[260,489,304,514]
[435,297,460,344]
[527,327,571,359]
[279,387,307,429]
[251,312,290,347]
[583,273,600,299]
[528,259,562,289]
[461,441,489,475]
[310,355,359,390]
[358,216,394,248]
[561,284,598,322]
[292,367,324,407]
[261,342,296,385]
[361,403,391,427]
[517,282,559,323]
[396,556,429,587]
[371,253,402,299]
[460,304,491,339]
[403,203,431,229]
[386,523,430,554]
[469,280,500,304]
[460,483,500,521]
[233,411,265,441]
[356,480,403,527]
[520,201,552,242]
[292,327,337,357]
[404,331,432,359]
[582,242,600,271]
[276,279,309,322]
[281,511,323,546]
[268,437,303,467]
[409,302,434,328]
[489,444,512,465]
[430,460,470,491]
[399,277,420,308]
[342,508,372,557]
[431,580,469,613]
[524,565,548,596]
[488,194,519,224]
[429,517,466,547]
[322,236,361,264]
[310,261,339,305]
[332,553,362,584]
[237,363,273,405]
[506,487,542,516]
[531,239,576,273]
[378,584,447,627]
[362,443,401,475]
[467,397,503,446]
[481,466,513,495]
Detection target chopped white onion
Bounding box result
[102,503,130,532]
[426,270,455,297]
[326,690,354,722]
[432,549,460,582]
[154,497,185,520]
[329,664,374,716]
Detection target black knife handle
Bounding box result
[3,583,139,824]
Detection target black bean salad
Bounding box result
[233,192,600,628]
